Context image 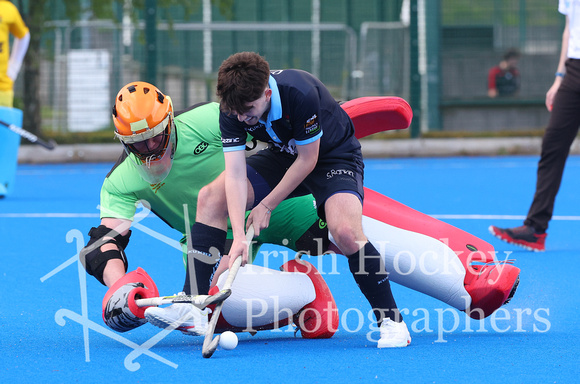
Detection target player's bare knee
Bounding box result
[329,224,362,254]
[197,183,228,215]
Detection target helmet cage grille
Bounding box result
[121,115,174,163]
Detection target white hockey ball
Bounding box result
[219,331,238,350]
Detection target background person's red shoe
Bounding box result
[489,225,547,252]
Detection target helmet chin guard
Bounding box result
[127,122,176,184]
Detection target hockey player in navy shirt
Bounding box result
[213,52,410,348]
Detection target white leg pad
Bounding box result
[329,216,471,310]
[216,264,315,328]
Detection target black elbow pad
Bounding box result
[79,225,131,285]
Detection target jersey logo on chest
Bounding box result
[194,141,209,155]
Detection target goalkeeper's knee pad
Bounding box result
[102,267,159,332]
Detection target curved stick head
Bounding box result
[202,336,220,358]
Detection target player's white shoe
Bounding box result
[145,295,209,336]
[377,319,411,348]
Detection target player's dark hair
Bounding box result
[503,48,520,61]
[216,52,270,115]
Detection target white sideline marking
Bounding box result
[0,213,100,218]
[3,212,580,221]
[431,214,580,221]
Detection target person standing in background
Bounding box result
[0,0,29,107]
[490,2,579,251]
[487,48,521,98]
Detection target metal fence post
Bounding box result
[425,0,441,131]
[144,0,157,85]
[409,0,421,138]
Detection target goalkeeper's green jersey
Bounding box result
[100,102,321,251]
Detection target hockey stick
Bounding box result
[202,225,254,358]
[0,119,56,150]
[135,290,232,308]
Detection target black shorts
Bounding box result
[246,146,365,220]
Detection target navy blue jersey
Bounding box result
[220,69,360,159]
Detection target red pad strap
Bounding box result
[341,96,413,139]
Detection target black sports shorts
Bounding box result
[246,146,365,220]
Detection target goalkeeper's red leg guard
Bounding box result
[463,263,520,319]
[282,259,339,339]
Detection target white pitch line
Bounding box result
[431,214,580,221]
[0,213,100,218]
[431,214,526,220]
[2,212,580,221]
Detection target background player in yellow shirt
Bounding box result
[0,0,29,107]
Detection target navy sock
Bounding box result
[183,222,226,295]
[347,242,401,324]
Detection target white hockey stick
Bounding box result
[135,289,232,308]
[202,225,254,358]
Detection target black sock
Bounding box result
[183,222,226,295]
[347,242,401,324]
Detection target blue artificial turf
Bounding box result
[1,157,578,383]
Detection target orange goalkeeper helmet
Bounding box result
[112,82,177,184]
